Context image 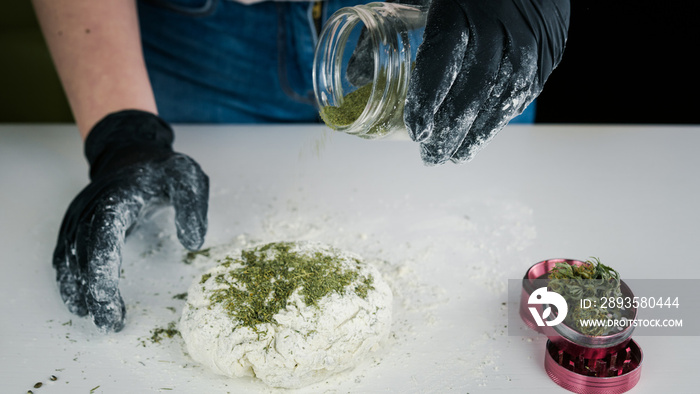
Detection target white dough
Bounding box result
[179,241,392,388]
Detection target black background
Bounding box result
[536,1,699,124]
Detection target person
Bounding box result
[32,0,570,332]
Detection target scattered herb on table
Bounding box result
[140,321,180,346]
[172,292,188,300]
[183,247,211,264]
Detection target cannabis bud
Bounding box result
[548,257,623,336]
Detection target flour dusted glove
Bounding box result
[404,0,570,164]
[53,110,209,332]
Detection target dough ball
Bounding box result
[180,241,392,388]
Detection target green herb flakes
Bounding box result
[320,83,373,127]
[172,292,188,300]
[144,321,180,345]
[354,275,375,299]
[206,242,374,332]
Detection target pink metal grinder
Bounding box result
[520,259,643,394]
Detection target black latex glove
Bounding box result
[404,0,570,164]
[53,110,209,332]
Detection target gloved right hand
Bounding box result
[345,0,569,165]
[53,110,209,332]
[404,0,570,165]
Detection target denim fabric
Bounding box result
[137,0,534,124]
[513,100,535,124]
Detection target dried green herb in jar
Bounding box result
[320,83,373,128]
[314,3,426,138]
[318,77,400,138]
[548,257,623,336]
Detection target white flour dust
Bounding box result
[98,190,537,392]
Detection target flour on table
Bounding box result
[179,241,392,389]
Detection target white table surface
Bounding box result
[1,124,698,393]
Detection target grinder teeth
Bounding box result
[553,344,635,377]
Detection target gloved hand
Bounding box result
[404,0,570,164]
[53,110,209,332]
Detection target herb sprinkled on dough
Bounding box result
[199,273,212,285]
[354,275,375,299]
[206,242,374,331]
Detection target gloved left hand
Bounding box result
[403,0,570,164]
[53,110,209,332]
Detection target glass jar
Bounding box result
[313,2,427,139]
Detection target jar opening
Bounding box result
[313,3,426,139]
[317,15,374,129]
